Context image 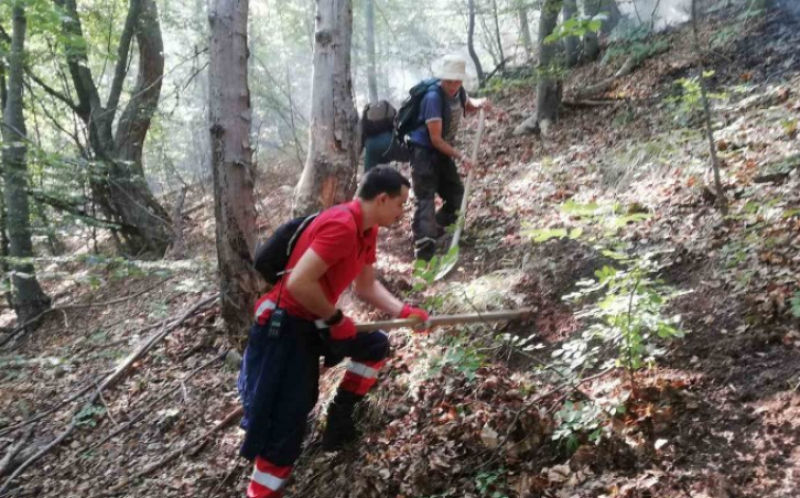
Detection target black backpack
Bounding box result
[394,78,467,142]
[253,214,318,284]
[361,100,397,139]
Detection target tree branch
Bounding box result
[54,0,101,120]
[25,69,79,112]
[106,0,143,116]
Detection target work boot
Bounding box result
[414,239,436,262]
[322,390,363,452]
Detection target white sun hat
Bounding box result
[433,54,468,81]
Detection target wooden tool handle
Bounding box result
[355,308,531,332]
[450,109,486,250]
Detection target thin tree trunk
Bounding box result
[563,0,580,67]
[32,199,65,256]
[209,0,259,339]
[514,0,563,136]
[601,0,621,35]
[691,0,727,215]
[0,58,7,111]
[519,7,534,62]
[583,0,600,60]
[55,0,171,257]
[293,0,360,216]
[582,0,620,60]
[365,0,379,103]
[468,0,485,84]
[491,0,505,64]
[1,5,51,326]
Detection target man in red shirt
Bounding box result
[238,167,429,498]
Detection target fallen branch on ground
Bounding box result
[102,406,243,496]
[77,350,226,458]
[0,427,33,477]
[575,43,670,99]
[0,278,171,349]
[0,293,220,494]
[98,293,219,392]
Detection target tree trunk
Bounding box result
[32,199,66,256]
[209,0,260,340]
[563,0,580,67]
[293,0,360,216]
[601,0,621,36]
[582,0,620,61]
[0,58,7,111]
[468,0,485,84]
[1,6,51,326]
[514,0,563,136]
[691,0,727,215]
[519,7,534,62]
[56,0,171,257]
[491,0,505,65]
[364,0,378,103]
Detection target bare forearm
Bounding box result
[431,137,462,160]
[355,281,404,317]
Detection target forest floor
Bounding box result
[1,1,799,497]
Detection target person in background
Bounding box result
[406,54,492,261]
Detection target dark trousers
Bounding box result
[238,314,390,465]
[410,146,464,259]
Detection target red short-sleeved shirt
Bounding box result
[254,200,377,323]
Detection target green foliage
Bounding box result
[427,329,486,381]
[411,245,460,290]
[602,38,669,67]
[544,14,605,45]
[666,72,728,126]
[475,467,509,498]
[710,26,738,49]
[552,398,626,452]
[556,253,686,377]
[523,227,583,243]
[484,75,538,96]
[791,292,800,318]
[76,404,106,427]
[523,201,651,246]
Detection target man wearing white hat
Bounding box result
[406,54,491,261]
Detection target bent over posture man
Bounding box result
[238,166,429,498]
[407,54,491,261]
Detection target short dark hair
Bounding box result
[358,166,411,200]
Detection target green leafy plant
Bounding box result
[475,467,509,498]
[76,404,106,427]
[710,26,738,49]
[791,292,800,318]
[523,227,583,243]
[524,201,651,245]
[666,72,728,126]
[552,398,626,452]
[544,14,605,44]
[411,245,460,290]
[558,253,687,391]
[602,38,669,67]
[427,329,486,381]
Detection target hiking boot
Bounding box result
[322,391,363,452]
[414,239,436,262]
